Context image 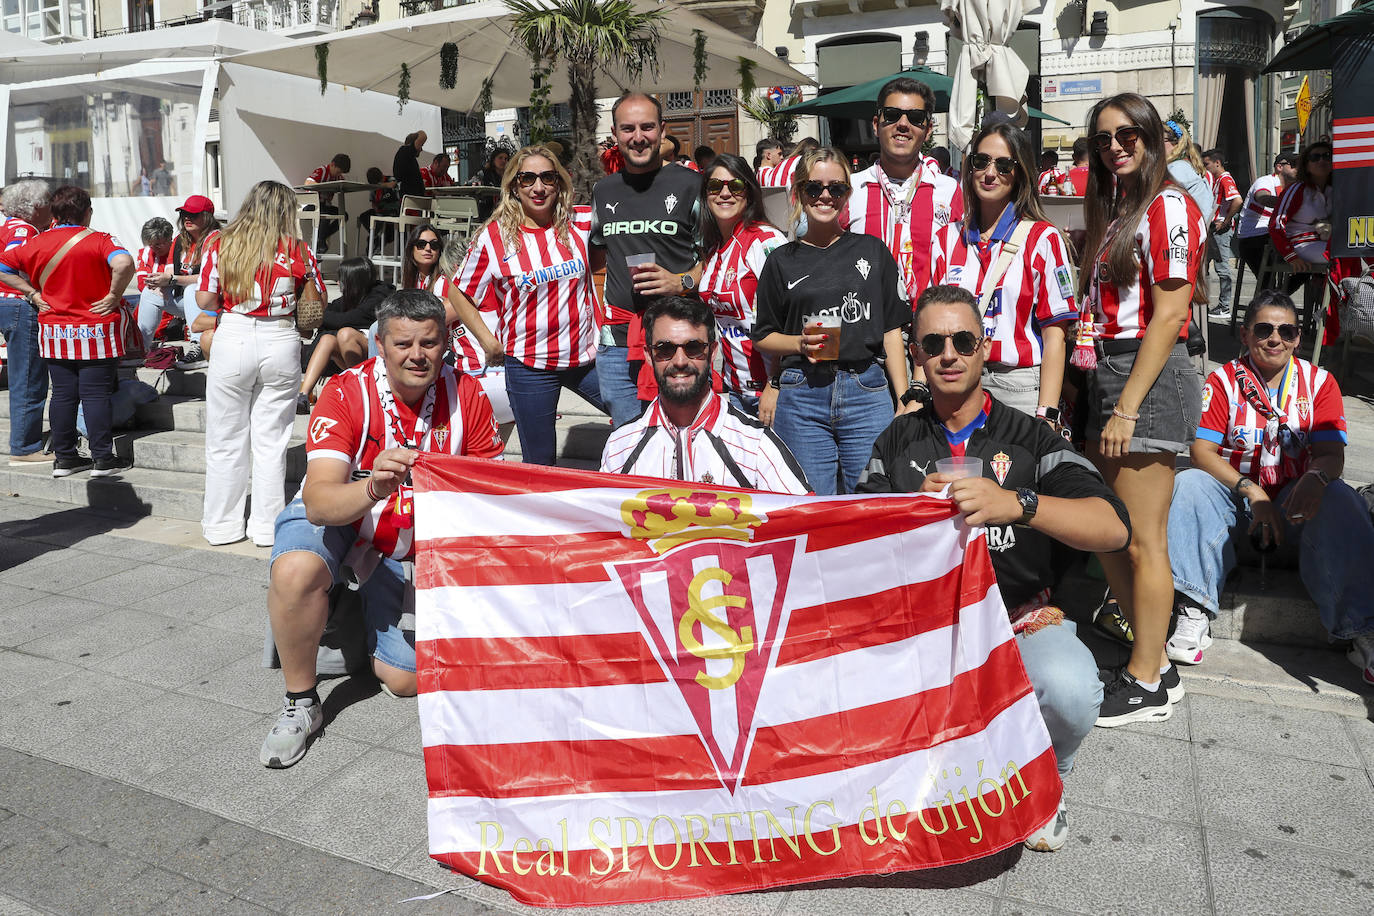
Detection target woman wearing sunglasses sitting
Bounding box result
[753,147,913,495]
[697,154,788,423]
[1269,141,1333,277]
[446,145,604,465]
[929,122,1078,423]
[1166,290,1373,681]
[402,225,444,292]
[1078,92,1207,727]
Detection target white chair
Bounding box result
[295,190,320,255]
[431,195,481,248]
[370,195,433,285]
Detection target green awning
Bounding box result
[785,67,1068,127]
[1263,8,1374,74]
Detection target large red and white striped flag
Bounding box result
[413,455,1060,908]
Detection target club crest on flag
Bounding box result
[991,452,1011,485]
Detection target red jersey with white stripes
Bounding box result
[454,205,597,370]
[1206,170,1241,222]
[1269,181,1330,264]
[1237,174,1282,238]
[756,155,800,189]
[134,245,172,292]
[305,164,340,204]
[929,216,1078,369]
[699,220,787,393]
[1089,188,1205,342]
[843,161,963,300]
[432,272,492,374]
[306,357,503,559]
[1037,167,1068,194]
[197,236,324,319]
[0,225,131,360]
[1197,356,1347,496]
[421,165,456,188]
[0,217,39,297]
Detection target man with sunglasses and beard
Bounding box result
[858,284,1130,853]
[600,296,810,494]
[843,77,963,299]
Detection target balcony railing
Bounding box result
[233,0,337,34]
[94,13,208,39]
[399,0,473,16]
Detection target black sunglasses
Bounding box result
[802,181,851,201]
[1306,151,1332,163]
[1251,322,1299,342]
[919,331,983,357]
[515,170,560,188]
[706,177,749,196]
[878,106,931,128]
[1092,126,1142,152]
[650,339,710,361]
[411,237,442,251]
[967,153,1017,175]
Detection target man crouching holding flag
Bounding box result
[858,284,1131,852]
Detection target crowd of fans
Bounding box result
[1,79,1372,860]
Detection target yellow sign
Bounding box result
[1296,75,1312,134]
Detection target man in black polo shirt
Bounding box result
[858,284,1134,853]
[590,91,704,427]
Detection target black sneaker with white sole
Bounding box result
[52,456,94,477]
[1095,669,1171,727]
[1160,663,1185,705]
[91,455,134,478]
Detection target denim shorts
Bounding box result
[269,498,416,673]
[1086,343,1202,455]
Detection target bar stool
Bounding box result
[296,190,320,254]
[370,195,432,285]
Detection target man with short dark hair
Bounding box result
[259,288,503,769]
[590,92,704,428]
[1037,149,1068,195]
[421,151,456,188]
[754,137,782,172]
[304,153,352,251]
[1236,152,1298,276]
[1202,148,1242,318]
[844,77,963,299]
[600,296,809,493]
[858,284,1132,852]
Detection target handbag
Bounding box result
[293,239,325,336]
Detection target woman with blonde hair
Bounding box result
[448,144,603,464]
[196,180,323,546]
[1162,120,1214,223]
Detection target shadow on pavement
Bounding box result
[0,499,150,573]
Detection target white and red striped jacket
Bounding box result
[698,220,787,394]
[929,216,1078,369]
[600,392,810,494]
[1089,187,1206,342]
[134,245,172,293]
[756,155,801,189]
[1206,170,1241,223]
[1269,181,1330,264]
[198,236,324,319]
[453,205,598,371]
[843,161,963,300]
[1236,174,1283,239]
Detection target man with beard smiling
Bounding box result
[600,296,810,494]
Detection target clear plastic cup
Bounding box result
[803,313,841,361]
[935,456,983,480]
[625,253,656,273]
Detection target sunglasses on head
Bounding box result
[515,170,560,188]
[706,177,749,196]
[1250,322,1299,342]
[1307,151,1332,163]
[919,331,983,357]
[967,153,1016,175]
[802,180,851,201]
[650,339,710,361]
[878,106,931,128]
[1092,126,1142,152]
[411,237,442,251]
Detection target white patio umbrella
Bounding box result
[229,0,811,112]
[940,0,1037,151]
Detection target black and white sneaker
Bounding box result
[175,344,208,370]
[91,455,134,478]
[52,456,94,477]
[1160,663,1185,705]
[1095,669,1171,727]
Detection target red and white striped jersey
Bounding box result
[421,165,456,188]
[432,272,494,374]
[0,217,39,297]
[198,236,324,319]
[453,205,598,370]
[600,391,810,494]
[843,161,964,300]
[1236,174,1283,239]
[1206,170,1241,222]
[1269,181,1330,264]
[306,357,503,560]
[305,164,339,203]
[1089,188,1205,342]
[1036,167,1068,194]
[1197,357,1347,495]
[0,225,132,360]
[756,155,800,189]
[134,245,172,292]
[929,217,1078,369]
[699,220,787,392]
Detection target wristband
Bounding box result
[365,477,383,502]
[1111,406,1140,422]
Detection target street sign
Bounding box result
[767,86,799,104]
[1296,75,1311,134]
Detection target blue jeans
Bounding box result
[1209,228,1235,310]
[504,358,604,465]
[728,390,760,417]
[772,362,893,495]
[0,296,47,455]
[136,286,191,350]
[596,343,645,428]
[1168,468,1374,639]
[1018,620,1102,776]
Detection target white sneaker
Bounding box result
[1167,603,1213,665]
[1025,799,1068,852]
[1347,635,1374,686]
[259,698,323,768]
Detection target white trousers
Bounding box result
[202,312,301,545]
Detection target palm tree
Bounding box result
[505,0,666,199]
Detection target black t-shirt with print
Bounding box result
[752,231,907,369]
[590,164,703,317]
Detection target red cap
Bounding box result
[176,195,216,215]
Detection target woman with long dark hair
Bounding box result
[929,122,1078,421]
[1269,140,1333,274]
[698,153,787,421]
[296,257,392,413]
[1078,93,1206,727]
[401,224,443,291]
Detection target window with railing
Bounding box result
[231,0,337,32]
[399,0,470,16]
[2,0,89,40]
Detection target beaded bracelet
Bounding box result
[1111,406,1140,422]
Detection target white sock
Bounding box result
[1137,678,1160,692]
[1160,664,1173,675]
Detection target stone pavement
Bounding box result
[2,493,1374,916]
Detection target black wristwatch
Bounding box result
[1232,476,1255,496]
[679,273,696,293]
[1014,488,1039,527]
[900,382,931,407]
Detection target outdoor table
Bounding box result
[429,185,501,198]
[293,181,389,258]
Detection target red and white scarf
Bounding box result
[1232,356,1297,488]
